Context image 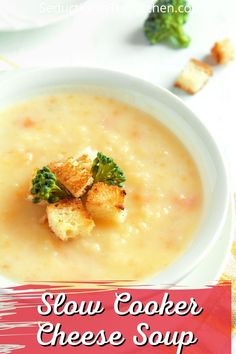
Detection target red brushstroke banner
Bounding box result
[0,283,232,353]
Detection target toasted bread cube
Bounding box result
[86,182,126,223]
[211,38,234,64]
[175,59,213,94]
[49,155,93,198]
[47,199,95,241]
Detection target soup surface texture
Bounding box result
[0,93,202,281]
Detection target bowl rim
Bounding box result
[0,66,232,286]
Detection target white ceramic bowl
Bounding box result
[0,67,231,286]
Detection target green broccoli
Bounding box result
[31,153,126,204]
[31,166,72,204]
[144,0,191,48]
[91,152,126,188]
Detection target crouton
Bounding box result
[175,59,213,94]
[47,199,95,241]
[86,182,126,223]
[49,155,93,198]
[211,38,234,64]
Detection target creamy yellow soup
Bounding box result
[0,93,202,281]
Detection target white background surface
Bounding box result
[0,0,235,348]
[0,0,235,192]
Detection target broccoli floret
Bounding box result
[144,0,191,48]
[91,152,126,188]
[31,166,72,204]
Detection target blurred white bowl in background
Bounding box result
[0,0,85,31]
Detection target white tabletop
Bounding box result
[0,0,236,189]
[0,1,235,348]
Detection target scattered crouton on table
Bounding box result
[175,58,213,94]
[47,199,95,241]
[86,182,126,223]
[49,154,93,198]
[211,38,234,65]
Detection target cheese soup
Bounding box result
[0,93,202,281]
